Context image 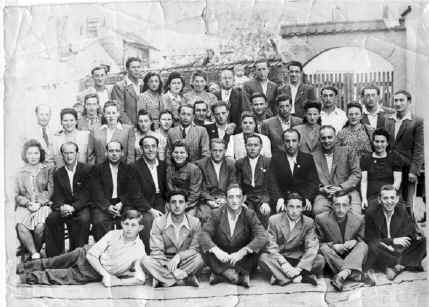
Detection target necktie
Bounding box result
[42,127,49,146]
[182,127,186,138]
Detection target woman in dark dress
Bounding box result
[360,128,402,210]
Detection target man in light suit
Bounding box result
[259,193,325,286]
[140,191,204,288]
[90,141,141,241]
[236,134,271,227]
[110,57,143,124]
[278,61,316,119]
[204,102,234,145]
[261,94,303,154]
[316,195,374,291]
[129,135,167,253]
[213,69,245,128]
[360,84,394,129]
[199,184,268,288]
[243,61,279,114]
[167,105,210,162]
[312,125,362,215]
[268,128,319,214]
[195,138,237,224]
[45,142,92,257]
[382,90,424,209]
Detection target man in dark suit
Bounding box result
[312,125,362,215]
[236,134,271,227]
[382,90,424,209]
[213,69,245,128]
[195,138,237,224]
[316,195,374,291]
[129,135,167,253]
[199,184,268,288]
[360,84,394,129]
[205,102,234,146]
[278,61,316,118]
[268,128,319,214]
[90,141,141,241]
[261,94,303,153]
[365,185,426,280]
[110,57,143,124]
[250,92,272,133]
[259,193,324,286]
[167,105,210,162]
[243,61,278,114]
[45,142,92,257]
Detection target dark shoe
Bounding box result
[385,266,402,281]
[331,274,345,291]
[186,275,200,287]
[301,274,318,286]
[209,273,224,285]
[361,272,376,286]
[238,273,250,288]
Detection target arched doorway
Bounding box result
[303,47,394,108]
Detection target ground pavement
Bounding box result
[7,270,428,307]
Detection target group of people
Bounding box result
[15,58,426,291]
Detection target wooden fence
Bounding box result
[306,71,394,110]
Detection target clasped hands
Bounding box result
[211,246,249,266]
[107,202,123,218]
[320,185,343,198]
[207,198,227,209]
[332,239,357,255]
[60,204,75,217]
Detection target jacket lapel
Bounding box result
[125,83,138,101]
[72,163,81,194]
[395,118,409,143]
[59,167,72,196]
[295,84,304,104]
[315,151,330,184]
[220,207,233,240]
[327,212,344,243]
[219,160,227,188]
[139,159,155,189]
[344,212,358,241]
[103,162,113,196]
[330,149,339,179]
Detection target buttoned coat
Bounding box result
[166,124,210,162]
[278,83,317,118]
[110,79,142,125]
[312,146,361,193]
[261,115,303,153]
[264,213,319,271]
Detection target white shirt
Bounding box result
[278,116,291,132]
[109,163,119,198]
[227,208,242,237]
[363,104,382,129]
[384,211,394,239]
[211,160,223,182]
[248,156,259,187]
[221,88,232,102]
[96,89,109,109]
[165,213,190,243]
[290,83,299,114]
[103,123,123,144]
[321,107,348,134]
[286,154,297,174]
[260,80,268,96]
[125,76,143,97]
[145,158,160,193]
[324,153,334,174]
[217,125,227,140]
[287,215,298,231]
[391,112,412,139]
[65,163,77,194]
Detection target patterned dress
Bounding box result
[138,90,163,128]
[15,164,53,230]
[336,123,373,157]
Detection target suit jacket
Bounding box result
[199,206,268,254]
[265,213,319,271]
[90,124,135,164]
[52,130,92,167]
[365,204,417,245]
[225,132,272,160]
[361,107,394,129]
[204,123,231,145]
[91,161,140,211]
[278,83,317,118]
[213,87,245,127]
[236,155,271,208]
[110,78,142,125]
[51,162,92,211]
[261,116,303,153]
[77,115,102,132]
[382,114,424,175]
[315,211,365,245]
[312,146,361,193]
[243,79,279,114]
[195,157,237,201]
[166,124,210,162]
[268,151,319,201]
[150,213,201,259]
[294,124,321,154]
[129,158,167,212]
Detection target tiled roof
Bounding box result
[280,20,405,38]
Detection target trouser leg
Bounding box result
[67,208,91,251]
[139,211,154,254]
[258,252,290,284]
[45,211,65,257]
[320,244,344,274]
[91,207,118,242]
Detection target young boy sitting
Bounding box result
[16,209,146,286]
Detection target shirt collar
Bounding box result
[278,115,290,124]
[65,162,77,174]
[248,155,260,162]
[119,231,141,245]
[227,207,242,221]
[144,157,159,168]
[101,122,123,130]
[362,104,382,115]
[165,213,190,231]
[125,75,142,87]
[390,111,412,121]
[321,107,340,115]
